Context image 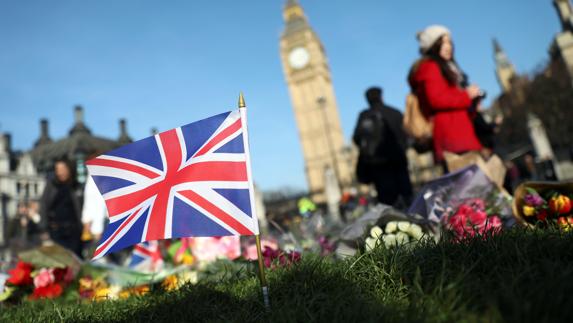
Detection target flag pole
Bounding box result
[238,92,270,310]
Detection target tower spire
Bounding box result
[282,0,309,37]
[493,38,516,93]
[493,38,502,54]
[554,0,573,32]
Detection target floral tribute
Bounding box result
[365,220,426,251]
[261,246,301,269]
[520,187,573,230]
[442,198,503,239]
[1,260,76,302]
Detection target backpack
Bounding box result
[355,108,385,162]
[354,108,385,184]
[403,93,433,152]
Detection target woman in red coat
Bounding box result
[408,25,483,164]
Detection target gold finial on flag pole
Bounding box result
[238,92,270,310]
[238,92,246,108]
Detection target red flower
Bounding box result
[536,209,548,222]
[469,210,487,227]
[51,268,67,282]
[7,261,34,286]
[31,283,63,299]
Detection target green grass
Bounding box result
[2,228,573,323]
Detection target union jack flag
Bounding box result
[128,241,163,272]
[86,109,259,260]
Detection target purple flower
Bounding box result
[524,193,544,207]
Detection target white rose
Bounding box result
[396,232,410,245]
[385,221,398,234]
[370,226,383,239]
[365,237,377,251]
[382,234,397,248]
[408,224,424,240]
[397,221,411,232]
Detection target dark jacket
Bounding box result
[40,179,83,240]
[353,103,408,165]
[353,103,408,184]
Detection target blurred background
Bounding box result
[1,0,572,251]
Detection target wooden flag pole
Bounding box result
[238,93,270,310]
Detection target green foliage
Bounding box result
[2,228,573,322]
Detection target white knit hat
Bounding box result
[417,25,451,53]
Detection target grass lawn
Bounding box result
[2,228,573,322]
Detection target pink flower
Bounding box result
[242,239,278,260]
[191,236,241,262]
[469,210,488,227]
[484,215,502,232]
[261,247,301,269]
[34,268,55,288]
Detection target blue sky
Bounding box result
[0,1,562,192]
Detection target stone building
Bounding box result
[0,106,132,247]
[489,0,573,180]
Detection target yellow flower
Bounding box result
[523,205,536,217]
[119,285,149,299]
[181,253,194,265]
[162,275,179,291]
[93,285,121,301]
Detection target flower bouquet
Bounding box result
[1,260,77,302]
[513,181,573,229]
[365,220,426,251]
[409,164,514,239]
[441,197,503,239]
[339,204,435,254]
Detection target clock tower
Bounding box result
[279,0,354,198]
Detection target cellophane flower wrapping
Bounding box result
[408,164,514,239]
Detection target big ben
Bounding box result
[279,0,354,198]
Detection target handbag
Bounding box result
[403,93,433,152]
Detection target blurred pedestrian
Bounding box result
[408,25,483,167]
[40,158,83,258]
[353,87,413,208]
[7,201,41,255]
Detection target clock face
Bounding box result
[288,47,310,69]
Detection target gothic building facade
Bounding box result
[0,106,132,247]
[490,0,573,180]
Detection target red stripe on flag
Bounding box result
[94,208,143,259]
[105,182,162,216]
[158,129,183,173]
[178,190,253,235]
[194,119,242,157]
[144,186,170,241]
[87,158,160,179]
[174,161,247,184]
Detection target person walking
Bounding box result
[40,158,83,258]
[408,25,483,166]
[353,87,413,208]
